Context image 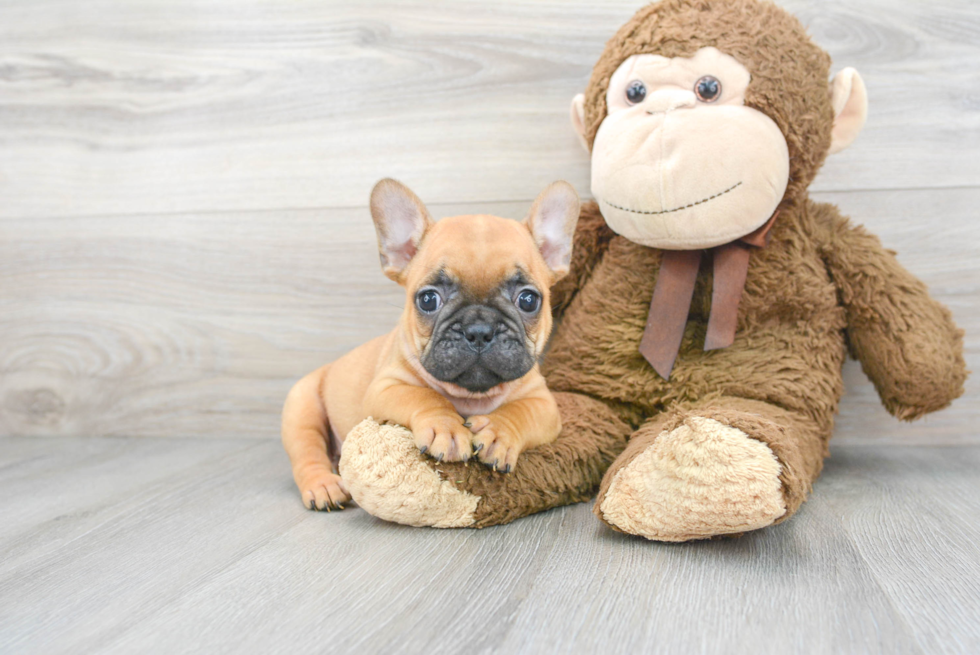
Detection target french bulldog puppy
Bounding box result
[282,179,580,510]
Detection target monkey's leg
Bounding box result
[338,392,631,528]
[594,396,829,541]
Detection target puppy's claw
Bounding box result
[462,421,472,428]
[436,453,444,463]
[419,445,428,455]
[473,443,484,453]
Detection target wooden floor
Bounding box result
[1,436,979,654]
[1,0,979,653]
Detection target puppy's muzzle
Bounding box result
[423,303,535,393]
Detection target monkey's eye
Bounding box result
[416,289,442,313]
[694,76,721,102]
[625,80,647,105]
[516,290,541,314]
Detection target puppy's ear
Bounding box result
[524,181,580,281]
[570,94,589,153]
[369,178,434,282]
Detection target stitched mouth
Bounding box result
[599,181,742,216]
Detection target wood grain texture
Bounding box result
[1,437,978,654]
[0,0,977,219]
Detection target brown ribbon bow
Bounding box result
[638,211,779,379]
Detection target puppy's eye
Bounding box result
[625,80,647,105]
[416,290,442,313]
[694,75,721,102]
[516,290,540,313]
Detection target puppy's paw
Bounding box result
[298,469,351,511]
[412,412,473,463]
[469,416,523,473]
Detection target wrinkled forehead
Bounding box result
[608,47,750,95]
[410,215,543,296]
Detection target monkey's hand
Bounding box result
[819,204,966,420]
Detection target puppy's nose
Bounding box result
[463,323,495,351]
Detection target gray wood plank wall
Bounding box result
[1,0,977,442]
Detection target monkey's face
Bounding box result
[583,47,789,250]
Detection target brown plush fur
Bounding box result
[819,214,967,419]
[342,0,966,536]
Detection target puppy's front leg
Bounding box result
[282,367,351,511]
[365,379,474,462]
[469,391,561,473]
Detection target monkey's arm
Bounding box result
[550,201,617,320]
[817,203,967,420]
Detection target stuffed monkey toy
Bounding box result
[338,0,966,540]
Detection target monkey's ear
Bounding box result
[828,68,868,155]
[570,94,589,153]
[369,178,434,283]
[524,181,580,281]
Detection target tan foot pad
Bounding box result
[338,418,479,528]
[599,417,786,541]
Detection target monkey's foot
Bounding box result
[595,416,786,541]
[339,418,480,528]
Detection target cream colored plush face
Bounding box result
[588,47,789,250]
